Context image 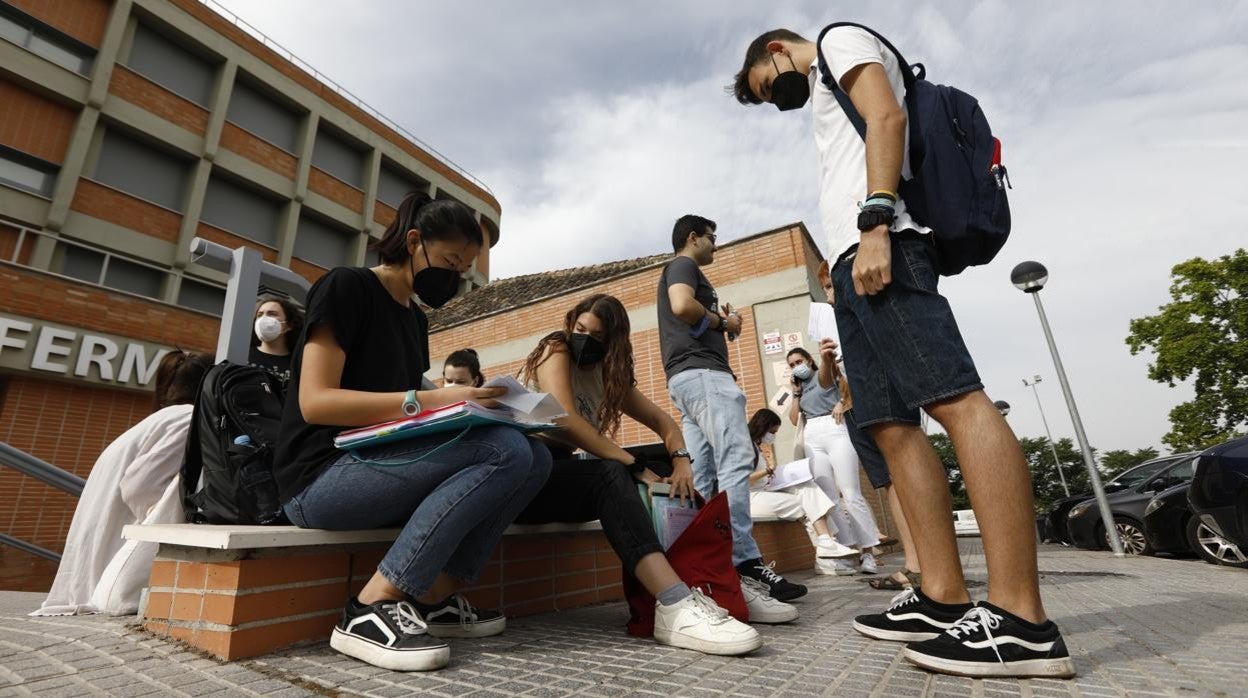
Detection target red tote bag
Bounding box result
[623,491,749,637]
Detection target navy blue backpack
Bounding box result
[815,22,1011,276]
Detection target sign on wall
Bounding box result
[762,330,782,355]
[0,312,173,391]
[783,331,803,350]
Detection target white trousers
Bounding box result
[804,415,883,549]
[749,482,837,547]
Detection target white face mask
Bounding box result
[791,363,813,381]
[761,432,777,445]
[255,316,284,343]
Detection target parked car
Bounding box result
[1045,454,1191,545]
[1144,481,1248,568]
[1188,434,1248,568]
[1067,454,1198,554]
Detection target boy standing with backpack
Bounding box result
[730,26,1075,678]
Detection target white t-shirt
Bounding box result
[811,26,931,265]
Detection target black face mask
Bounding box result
[770,53,810,111]
[410,242,460,309]
[567,332,607,367]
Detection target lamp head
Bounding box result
[1011,261,1049,293]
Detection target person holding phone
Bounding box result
[515,293,770,654]
[274,192,553,672]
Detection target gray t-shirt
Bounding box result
[657,256,731,380]
[797,372,840,419]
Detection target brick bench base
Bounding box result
[131,519,817,660]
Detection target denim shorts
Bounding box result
[831,231,983,428]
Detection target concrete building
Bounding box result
[0,0,500,590]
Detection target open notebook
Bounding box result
[333,376,567,450]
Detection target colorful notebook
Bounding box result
[334,401,557,450]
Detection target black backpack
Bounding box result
[815,22,1011,275]
[182,362,287,525]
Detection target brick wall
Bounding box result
[373,200,396,229]
[0,77,78,163]
[196,222,278,263]
[219,122,297,180]
[69,178,183,243]
[0,265,219,591]
[108,66,209,136]
[7,0,112,47]
[288,257,328,285]
[307,167,363,213]
[0,223,36,266]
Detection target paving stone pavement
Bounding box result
[1,540,1245,697]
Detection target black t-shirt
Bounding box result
[656,256,731,380]
[249,346,292,382]
[273,267,430,502]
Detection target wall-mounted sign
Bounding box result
[0,312,172,391]
[783,332,803,350]
[762,330,782,355]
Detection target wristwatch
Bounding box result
[670,448,693,463]
[402,389,421,416]
[857,207,894,232]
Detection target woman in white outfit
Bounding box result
[786,344,884,573]
[32,351,212,616]
[746,409,857,574]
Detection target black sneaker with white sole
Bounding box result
[413,594,506,638]
[329,598,449,671]
[736,559,807,601]
[852,588,972,642]
[904,603,1076,679]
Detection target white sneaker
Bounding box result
[860,552,879,574]
[738,576,798,624]
[815,535,858,558]
[654,589,763,656]
[816,557,860,576]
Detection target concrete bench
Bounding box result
[124,517,815,660]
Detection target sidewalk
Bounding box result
[2,539,1245,697]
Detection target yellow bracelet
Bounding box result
[868,189,897,200]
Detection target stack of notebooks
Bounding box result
[333,376,567,450]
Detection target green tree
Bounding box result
[929,434,968,509]
[1127,249,1248,450]
[1020,437,1090,513]
[1099,447,1161,481]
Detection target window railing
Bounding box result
[196,0,495,200]
[0,442,87,563]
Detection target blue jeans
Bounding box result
[832,231,983,428]
[668,368,762,565]
[283,426,552,598]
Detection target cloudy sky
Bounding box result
[215,0,1247,454]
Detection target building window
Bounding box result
[178,278,225,315]
[94,129,189,210]
[295,215,354,269]
[0,4,95,75]
[104,256,164,298]
[376,162,427,208]
[59,244,104,283]
[201,174,282,247]
[312,126,364,188]
[127,22,215,106]
[0,145,58,197]
[225,78,299,152]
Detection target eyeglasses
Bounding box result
[701,232,718,244]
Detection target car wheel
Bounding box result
[1104,516,1152,556]
[1185,517,1248,568]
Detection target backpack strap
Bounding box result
[814,22,926,142]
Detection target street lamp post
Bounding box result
[1011,261,1124,556]
[1023,375,1071,497]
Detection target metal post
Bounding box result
[1031,292,1124,556]
[1026,378,1071,497]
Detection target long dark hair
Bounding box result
[748,408,782,444]
[786,347,817,370]
[152,350,212,410]
[444,348,484,387]
[519,293,635,437]
[371,191,483,264]
[250,296,305,348]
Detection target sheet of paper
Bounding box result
[808,302,840,344]
[765,458,814,492]
[483,375,568,421]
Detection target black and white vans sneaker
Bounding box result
[414,594,506,638]
[330,598,449,671]
[904,603,1076,678]
[736,559,807,601]
[852,588,972,642]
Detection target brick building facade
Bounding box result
[0,0,499,590]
